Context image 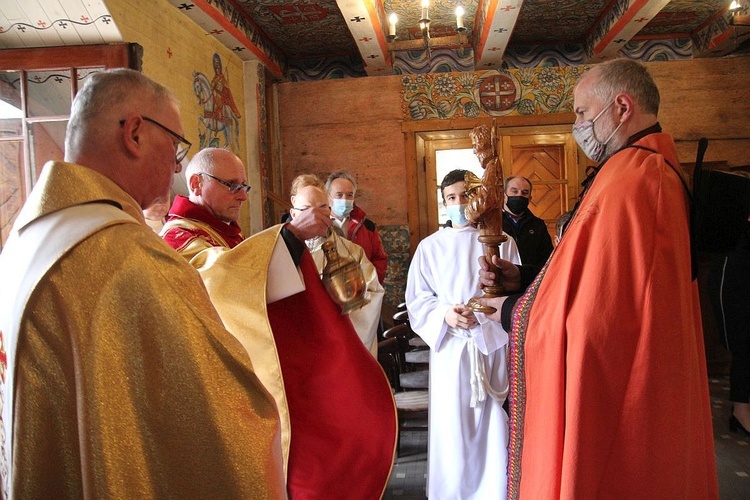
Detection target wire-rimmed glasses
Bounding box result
[200,172,252,194]
[119,116,192,164]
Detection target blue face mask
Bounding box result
[446,204,469,227]
[331,199,354,218]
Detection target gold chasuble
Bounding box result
[190,226,294,473]
[191,226,398,499]
[0,162,285,499]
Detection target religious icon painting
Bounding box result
[193,53,242,151]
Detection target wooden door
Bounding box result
[416,124,582,250]
[500,132,579,240]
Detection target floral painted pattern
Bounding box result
[402,66,584,121]
[379,224,411,308]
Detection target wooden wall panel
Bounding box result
[277,76,405,225]
[647,57,750,168]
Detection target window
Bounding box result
[0,43,139,250]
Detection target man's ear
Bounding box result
[120,115,144,158]
[614,92,634,122]
[188,173,202,195]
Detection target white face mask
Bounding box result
[572,100,623,163]
[446,203,469,227]
[331,199,354,218]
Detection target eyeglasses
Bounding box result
[200,172,252,194]
[119,116,192,164]
[292,204,329,211]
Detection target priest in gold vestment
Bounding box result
[0,70,285,499]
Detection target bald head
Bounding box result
[186,148,248,222]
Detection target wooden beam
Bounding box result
[168,0,284,78]
[401,113,576,133]
[336,0,392,76]
[586,0,670,62]
[693,14,750,58]
[387,33,468,52]
[475,0,524,69]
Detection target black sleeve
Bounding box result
[280,225,306,267]
[519,264,541,290]
[498,263,541,331]
[540,231,554,265]
[500,293,523,331]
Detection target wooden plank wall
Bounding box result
[276,56,750,231]
[276,76,405,225]
[650,57,750,169]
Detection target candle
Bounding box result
[421,0,429,20]
[388,13,397,37]
[456,6,464,30]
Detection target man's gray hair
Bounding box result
[504,175,533,195]
[65,68,176,154]
[325,171,357,195]
[584,59,660,116]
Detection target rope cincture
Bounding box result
[448,326,505,408]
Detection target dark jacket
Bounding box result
[502,209,553,268]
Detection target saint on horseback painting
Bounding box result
[193,53,241,151]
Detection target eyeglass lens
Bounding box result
[203,173,251,194]
[176,144,189,163]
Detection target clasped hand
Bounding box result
[474,255,522,322]
[445,304,478,329]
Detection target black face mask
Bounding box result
[506,196,530,215]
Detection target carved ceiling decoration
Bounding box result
[1,0,748,80]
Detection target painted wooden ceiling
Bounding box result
[0,0,747,79]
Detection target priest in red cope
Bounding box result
[478,59,718,500]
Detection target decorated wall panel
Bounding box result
[401,66,582,121]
